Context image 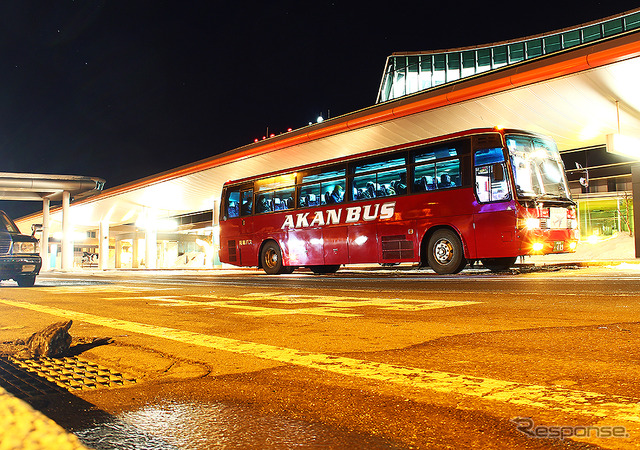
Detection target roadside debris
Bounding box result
[0,321,111,359]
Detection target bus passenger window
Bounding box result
[300,184,321,207]
[241,190,253,216]
[273,188,294,210]
[323,181,345,204]
[436,160,460,189]
[226,190,240,219]
[378,168,407,197]
[414,164,436,192]
[354,176,375,199]
[256,193,273,213]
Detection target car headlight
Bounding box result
[13,241,38,254]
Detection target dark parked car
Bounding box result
[0,210,42,287]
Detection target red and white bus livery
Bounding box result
[219,128,578,274]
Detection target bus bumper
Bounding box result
[519,229,579,255]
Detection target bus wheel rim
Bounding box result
[265,248,278,268]
[433,238,453,264]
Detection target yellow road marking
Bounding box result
[2,298,639,423]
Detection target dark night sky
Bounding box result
[0,1,637,218]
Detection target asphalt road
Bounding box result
[1,265,639,449]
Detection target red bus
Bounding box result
[219,128,578,275]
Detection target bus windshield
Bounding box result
[506,134,571,201]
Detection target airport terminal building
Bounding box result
[11,8,640,270]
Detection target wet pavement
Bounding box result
[74,399,403,450]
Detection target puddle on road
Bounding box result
[74,399,402,449]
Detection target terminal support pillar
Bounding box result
[132,234,139,268]
[632,165,640,258]
[40,198,50,271]
[115,239,122,269]
[99,220,109,270]
[145,226,157,269]
[61,191,73,270]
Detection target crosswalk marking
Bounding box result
[101,293,480,317]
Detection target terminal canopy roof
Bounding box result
[12,20,640,234]
[0,173,104,202]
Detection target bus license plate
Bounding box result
[553,241,564,252]
[22,264,36,272]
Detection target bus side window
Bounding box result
[435,160,460,189]
[240,190,253,216]
[300,184,321,207]
[378,168,407,197]
[322,180,345,204]
[414,164,436,192]
[474,148,510,202]
[225,189,240,219]
[256,192,273,213]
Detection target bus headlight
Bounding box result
[569,241,577,251]
[517,217,541,229]
[532,242,544,252]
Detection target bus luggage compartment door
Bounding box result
[323,226,348,265]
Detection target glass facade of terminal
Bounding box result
[377,10,640,103]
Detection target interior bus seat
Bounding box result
[308,194,318,206]
[228,202,239,217]
[376,184,389,197]
[273,198,283,210]
[241,200,252,215]
[366,182,376,198]
[299,196,308,207]
[286,197,294,209]
[325,191,334,204]
[391,180,407,195]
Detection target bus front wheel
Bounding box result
[261,241,287,275]
[427,229,467,274]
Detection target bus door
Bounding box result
[472,147,517,258]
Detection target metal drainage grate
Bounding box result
[5,356,136,392]
[0,356,67,398]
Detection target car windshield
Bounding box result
[0,212,20,233]
[506,134,571,201]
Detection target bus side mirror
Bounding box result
[493,163,504,182]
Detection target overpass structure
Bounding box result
[13,8,640,269]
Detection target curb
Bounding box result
[0,386,88,450]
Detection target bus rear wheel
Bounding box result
[260,241,290,275]
[309,265,340,274]
[481,257,517,272]
[427,229,467,274]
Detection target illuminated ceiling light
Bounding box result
[578,124,601,142]
[53,231,88,241]
[606,133,640,159]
